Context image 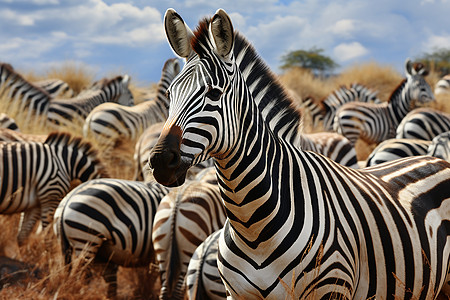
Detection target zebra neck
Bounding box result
[387,80,410,125]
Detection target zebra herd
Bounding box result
[0,7,449,300]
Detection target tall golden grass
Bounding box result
[0,60,449,299]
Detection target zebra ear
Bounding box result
[164,8,194,58]
[210,9,234,57]
[405,58,413,76]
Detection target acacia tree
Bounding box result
[280,47,338,75]
[416,47,450,76]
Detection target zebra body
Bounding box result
[152,178,226,299]
[0,128,46,143]
[427,131,450,161]
[334,61,435,146]
[54,178,168,298]
[186,229,226,300]
[0,132,107,246]
[435,74,450,95]
[396,107,450,140]
[47,75,134,132]
[34,78,75,98]
[83,59,179,148]
[303,83,380,131]
[365,138,431,166]
[149,9,450,299]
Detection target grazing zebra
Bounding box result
[303,83,380,131]
[396,107,450,140]
[53,178,169,298]
[152,178,226,299]
[48,75,134,132]
[34,78,75,98]
[435,74,450,95]
[365,138,431,166]
[186,229,226,300]
[334,60,435,146]
[0,132,107,246]
[83,58,180,148]
[149,9,450,298]
[0,113,18,131]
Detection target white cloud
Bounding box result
[328,19,359,38]
[333,42,369,61]
[425,34,450,49]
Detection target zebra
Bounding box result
[83,58,180,149]
[365,138,431,166]
[53,178,169,298]
[0,128,47,143]
[148,9,450,298]
[152,178,226,299]
[303,83,380,131]
[0,131,107,246]
[47,75,134,132]
[34,78,75,98]
[396,107,450,140]
[435,74,450,95]
[186,228,226,300]
[0,113,18,131]
[333,60,435,146]
[427,131,450,161]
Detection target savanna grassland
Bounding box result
[0,61,449,299]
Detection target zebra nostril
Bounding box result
[166,150,180,169]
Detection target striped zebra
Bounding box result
[303,83,380,131]
[427,131,450,161]
[0,132,107,246]
[0,128,46,143]
[152,178,226,299]
[149,9,450,298]
[396,107,450,140]
[34,78,75,98]
[334,60,435,146]
[83,58,180,148]
[53,178,169,298]
[435,74,450,95]
[186,228,226,300]
[365,138,431,166]
[0,113,18,131]
[48,75,134,132]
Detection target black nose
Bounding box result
[149,148,180,171]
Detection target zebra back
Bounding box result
[152,180,226,300]
[396,107,450,140]
[365,138,431,166]
[186,229,226,300]
[34,78,75,98]
[47,75,134,132]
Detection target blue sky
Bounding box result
[1,0,449,85]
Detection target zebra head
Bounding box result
[427,131,450,161]
[404,58,435,107]
[149,8,238,187]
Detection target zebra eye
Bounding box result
[206,88,222,101]
[165,90,170,100]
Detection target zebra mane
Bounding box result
[387,78,407,103]
[0,62,51,97]
[44,132,109,177]
[191,19,303,139]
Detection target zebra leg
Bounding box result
[101,263,119,299]
[17,207,41,246]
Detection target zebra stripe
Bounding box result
[303,83,380,131]
[53,178,169,298]
[149,9,450,298]
[0,113,18,131]
[396,107,450,140]
[152,177,226,299]
[334,60,435,146]
[365,138,431,166]
[427,131,450,161]
[0,132,107,246]
[47,75,134,132]
[34,78,75,98]
[186,228,227,300]
[435,74,450,95]
[83,59,180,148]
[0,128,46,143]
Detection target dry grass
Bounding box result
[1,60,450,299]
